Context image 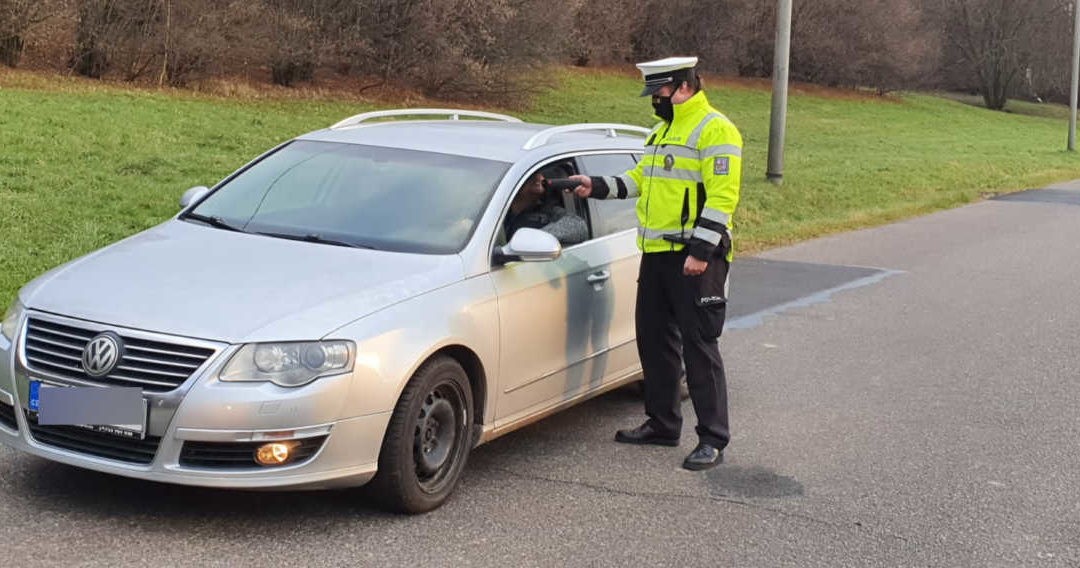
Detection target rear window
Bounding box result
[578,153,640,237]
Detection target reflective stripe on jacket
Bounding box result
[595,91,742,261]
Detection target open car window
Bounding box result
[494,159,584,249]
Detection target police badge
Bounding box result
[663,153,675,171]
[714,156,730,175]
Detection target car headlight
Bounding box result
[220,341,355,387]
[1,299,25,342]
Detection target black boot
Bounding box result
[682,443,723,470]
[615,422,680,446]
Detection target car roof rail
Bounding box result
[330,108,522,130]
[522,123,651,150]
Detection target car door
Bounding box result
[490,153,642,428]
[575,152,642,386]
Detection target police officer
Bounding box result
[568,56,741,470]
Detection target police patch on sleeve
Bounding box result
[714,156,730,176]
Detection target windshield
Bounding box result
[185,141,510,254]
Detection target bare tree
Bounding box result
[567,0,645,67]
[630,0,732,73]
[0,0,61,66]
[71,0,121,77]
[317,0,565,99]
[1014,0,1074,103]
[69,0,259,84]
[936,0,1054,110]
[729,0,776,78]
[24,0,1061,106]
[119,0,160,81]
[263,0,319,87]
[156,0,262,86]
[408,0,569,98]
[789,0,936,94]
[330,0,430,91]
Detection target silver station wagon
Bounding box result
[0,109,651,513]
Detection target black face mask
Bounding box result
[652,95,674,122]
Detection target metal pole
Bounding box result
[767,0,793,183]
[1070,0,1080,151]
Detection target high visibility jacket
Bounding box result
[591,91,742,262]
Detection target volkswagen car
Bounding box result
[0,109,650,513]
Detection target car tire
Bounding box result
[368,355,474,514]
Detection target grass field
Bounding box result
[2,67,1080,308]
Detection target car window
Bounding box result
[577,153,640,238]
[187,141,510,254]
[494,159,586,249]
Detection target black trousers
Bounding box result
[636,249,730,449]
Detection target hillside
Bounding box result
[2,66,1079,306]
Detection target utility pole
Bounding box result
[767,0,793,183]
[1070,0,1080,151]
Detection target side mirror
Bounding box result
[497,228,562,263]
[179,186,210,210]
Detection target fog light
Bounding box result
[255,441,300,466]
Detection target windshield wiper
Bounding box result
[182,213,246,232]
[254,231,377,250]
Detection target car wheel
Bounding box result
[369,355,474,514]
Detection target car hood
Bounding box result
[21,220,464,343]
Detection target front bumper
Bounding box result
[0,312,390,490]
[0,410,387,490]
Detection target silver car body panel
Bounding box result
[490,229,641,424]
[19,220,465,344]
[1,119,647,488]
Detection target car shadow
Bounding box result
[11,457,392,521]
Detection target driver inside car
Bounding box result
[504,171,588,246]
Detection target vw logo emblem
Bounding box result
[82,332,123,377]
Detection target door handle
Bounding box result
[586,270,610,283]
[586,270,611,286]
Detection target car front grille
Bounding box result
[0,400,16,431]
[179,436,328,469]
[22,317,215,393]
[24,411,160,464]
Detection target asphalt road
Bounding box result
[4,181,1080,567]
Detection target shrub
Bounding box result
[0,0,56,67]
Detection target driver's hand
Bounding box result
[569,175,592,198]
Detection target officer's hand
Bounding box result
[569,175,592,198]
[684,255,708,276]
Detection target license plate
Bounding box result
[29,380,148,440]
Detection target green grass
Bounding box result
[937,91,1074,121]
[3,67,1080,308]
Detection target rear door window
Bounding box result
[576,153,641,238]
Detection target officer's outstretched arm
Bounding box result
[689,120,742,262]
[584,158,644,201]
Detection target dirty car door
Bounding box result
[491,169,615,426]
[577,152,643,387]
